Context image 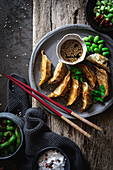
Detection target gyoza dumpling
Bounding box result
[67,77,80,106]
[81,82,92,112]
[78,64,96,89]
[86,53,110,73]
[95,66,109,98]
[39,50,52,87]
[48,71,70,98]
[48,62,67,84]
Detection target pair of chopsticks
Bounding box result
[2,73,102,138]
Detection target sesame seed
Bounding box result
[9,26,11,28]
[0,103,2,106]
[16,20,18,22]
[6,18,8,20]
[6,55,9,57]
[5,21,7,24]
[24,8,27,10]
[12,29,14,32]
[24,4,26,6]
[22,7,24,9]
[0,74,2,77]
[20,27,22,29]
[24,53,26,55]
[27,4,29,6]
[4,25,7,27]
[24,15,26,18]
[15,56,17,59]
[8,21,10,23]
[26,64,28,67]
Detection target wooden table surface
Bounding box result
[33,0,113,170]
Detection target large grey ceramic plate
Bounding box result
[29,24,113,119]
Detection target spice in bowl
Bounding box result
[60,39,83,62]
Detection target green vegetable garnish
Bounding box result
[70,66,83,82]
[91,85,105,102]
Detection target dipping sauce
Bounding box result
[60,39,83,62]
[37,149,66,170]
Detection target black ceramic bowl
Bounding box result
[32,147,70,170]
[0,112,24,160]
[85,0,113,33]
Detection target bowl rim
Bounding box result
[0,114,23,160]
[32,146,70,170]
[56,33,87,65]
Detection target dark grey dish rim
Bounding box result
[29,24,113,119]
[32,146,70,170]
[0,112,23,160]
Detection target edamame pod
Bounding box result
[89,46,94,53]
[94,48,100,53]
[103,51,110,56]
[15,128,21,147]
[6,126,14,131]
[94,36,99,43]
[89,35,94,41]
[87,46,90,53]
[102,47,109,52]
[0,135,16,149]
[99,44,104,50]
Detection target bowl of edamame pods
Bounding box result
[85,0,113,33]
[0,112,24,159]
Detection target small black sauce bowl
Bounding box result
[85,0,113,33]
[0,112,24,160]
[32,147,70,170]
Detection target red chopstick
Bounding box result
[2,73,91,138]
[6,74,102,132]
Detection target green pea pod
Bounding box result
[92,43,98,48]
[9,145,15,153]
[97,40,104,44]
[94,48,100,53]
[102,47,109,52]
[0,135,16,149]
[103,51,110,56]
[94,36,99,43]
[3,131,13,137]
[83,37,89,42]
[85,42,91,46]
[99,44,104,50]
[6,126,14,131]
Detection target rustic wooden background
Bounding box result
[33,0,113,170]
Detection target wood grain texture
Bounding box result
[33,0,113,169]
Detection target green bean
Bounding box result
[99,44,104,50]
[102,47,109,51]
[94,36,99,43]
[97,40,104,44]
[6,126,14,131]
[103,51,110,56]
[0,135,16,149]
[94,48,100,53]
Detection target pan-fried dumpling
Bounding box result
[81,82,92,112]
[48,62,67,84]
[67,77,80,106]
[39,50,52,87]
[78,64,96,89]
[86,53,110,73]
[95,66,109,98]
[48,71,70,98]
